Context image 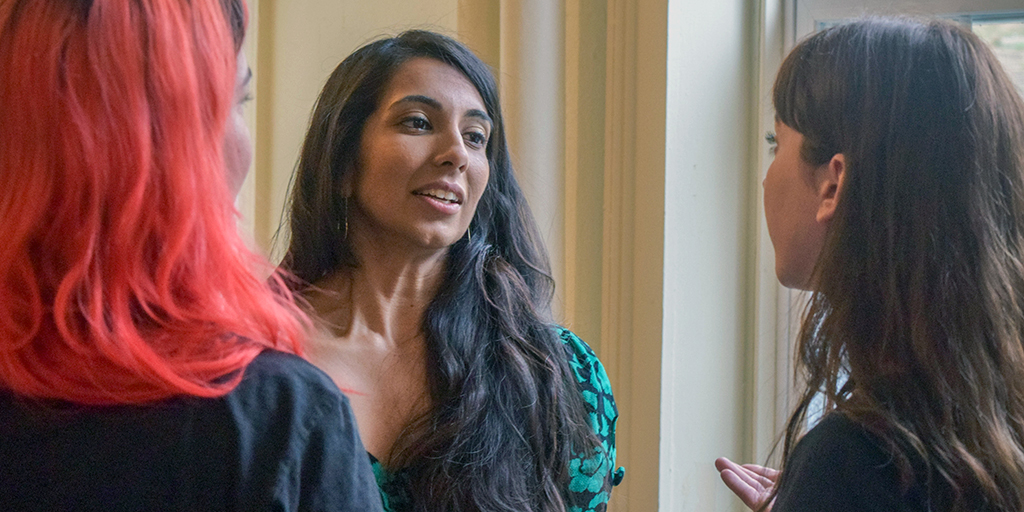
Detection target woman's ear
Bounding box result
[816,153,846,223]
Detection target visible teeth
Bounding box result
[420,189,458,203]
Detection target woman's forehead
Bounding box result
[379,58,486,114]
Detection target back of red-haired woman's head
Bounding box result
[0,0,306,405]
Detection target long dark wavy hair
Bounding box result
[772,18,1024,511]
[281,30,599,512]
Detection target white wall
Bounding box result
[660,0,756,510]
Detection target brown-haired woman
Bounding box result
[716,17,1024,512]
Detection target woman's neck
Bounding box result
[309,241,446,349]
[302,239,443,465]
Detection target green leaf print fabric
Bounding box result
[369,327,623,512]
[559,327,624,511]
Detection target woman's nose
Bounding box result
[433,127,469,171]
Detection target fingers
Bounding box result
[716,458,768,489]
[716,457,780,511]
[736,465,775,488]
[715,457,748,475]
[716,458,764,509]
[717,457,779,487]
[719,469,763,509]
[742,463,780,481]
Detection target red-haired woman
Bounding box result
[0,1,381,510]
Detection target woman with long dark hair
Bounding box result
[283,30,622,512]
[0,1,381,509]
[716,17,1024,512]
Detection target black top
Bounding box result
[0,350,383,512]
[774,413,929,512]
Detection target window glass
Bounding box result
[974,19,1024,95]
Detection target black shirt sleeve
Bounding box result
[289,377,382,512]
[773,413,914,512]
[226,351,384,512]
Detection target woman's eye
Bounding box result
[402,117,431,131]
[464,131,488,148]
[765,131,778,156]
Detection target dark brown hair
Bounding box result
[774,17,1024,511]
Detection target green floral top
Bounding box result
[369,327,624,512]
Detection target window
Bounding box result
[975,18,1024,95]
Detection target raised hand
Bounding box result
[714,457,778,511]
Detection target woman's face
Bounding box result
[763,121,829,290]
[224,49,253,197]
[350,57,491,252]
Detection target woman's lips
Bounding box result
[412,182,465,214]
[414,188,461,204]
[414,191,462,214]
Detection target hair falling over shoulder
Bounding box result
[284,30,601,512]
[0,0,306,405]
[773,18,1024,511]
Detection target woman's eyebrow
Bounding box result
[465,109,491,124]
[391,95,491,124]
[392,94,442,110]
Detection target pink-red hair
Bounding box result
[0,0,307,405]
